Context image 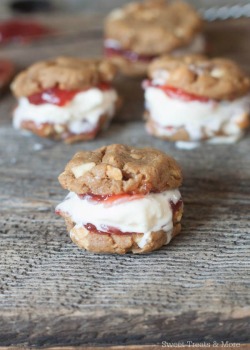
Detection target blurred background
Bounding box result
[0,0,250,20]
[0,0,249,78]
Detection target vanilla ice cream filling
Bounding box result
[13,88,118,134]
[145,86,250,141]
[56,189,181,248]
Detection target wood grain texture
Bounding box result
[0,14,250,347]
[0,348,250,350]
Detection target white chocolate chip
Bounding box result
[108,8,125,20]
[72,162,95,178]
[211,68,224,78]
[175,28,185,38]
[189,64,205,76]
[54,124,64,133]
[106,165,123,180]
[131,153,142,160]
[152,69,169,85]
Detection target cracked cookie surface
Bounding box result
[148,54,250,100]
[58,144,182,195]
[105,0,202,55]
[11,56,117,97]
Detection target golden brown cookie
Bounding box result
[18,114,110,144]
[63,211,182,254]
[104,0,203,76]
[58,144,182,195]
[148,54,250,100]
[56,144,183,254]
[105,0,202,55]
[145,113,250,142]
[11,56,117,97]
[11,56,119,143]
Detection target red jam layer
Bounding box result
[0,19,51,44]
[28,83,111,107]
[170,199,183,214]
[79,192,145,204]
[104,46,158,63]
[143,80,211,103]
[55,209,62,216]
[85,223,137,236]
[28,87,80,107]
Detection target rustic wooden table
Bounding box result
[0,14,250,348]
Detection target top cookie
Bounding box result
[11,56,117,98]
[148,55,250,100]
[105,0,202,55]
[58,144,182,195]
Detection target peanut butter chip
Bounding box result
[210,68,224,78]
[106,165,123,180]
[131,153,142,160]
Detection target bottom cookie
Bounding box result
[59,202,183,254]
[18,114,110,144]
[70,221,181,254]
[145,112,249,143]
[104,35,205,77]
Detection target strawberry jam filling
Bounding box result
[170,199,183,214]
[28,83,112,107]
[84,223,137,236]
[0,19,51,44]
[143,80,211,103]
[104,46,158,63]
[79,192,145,204]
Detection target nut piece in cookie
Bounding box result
[143,54,250,145]
[11,57,119,143]
[104,0,204,76]
[56,144,183,254]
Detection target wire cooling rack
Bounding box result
[1,0,250,20]
[190,0,250,20]
[59,0,250,20]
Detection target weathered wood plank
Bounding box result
[1,346,250,350]
[0,123,250,346]
[0,15,250,347]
